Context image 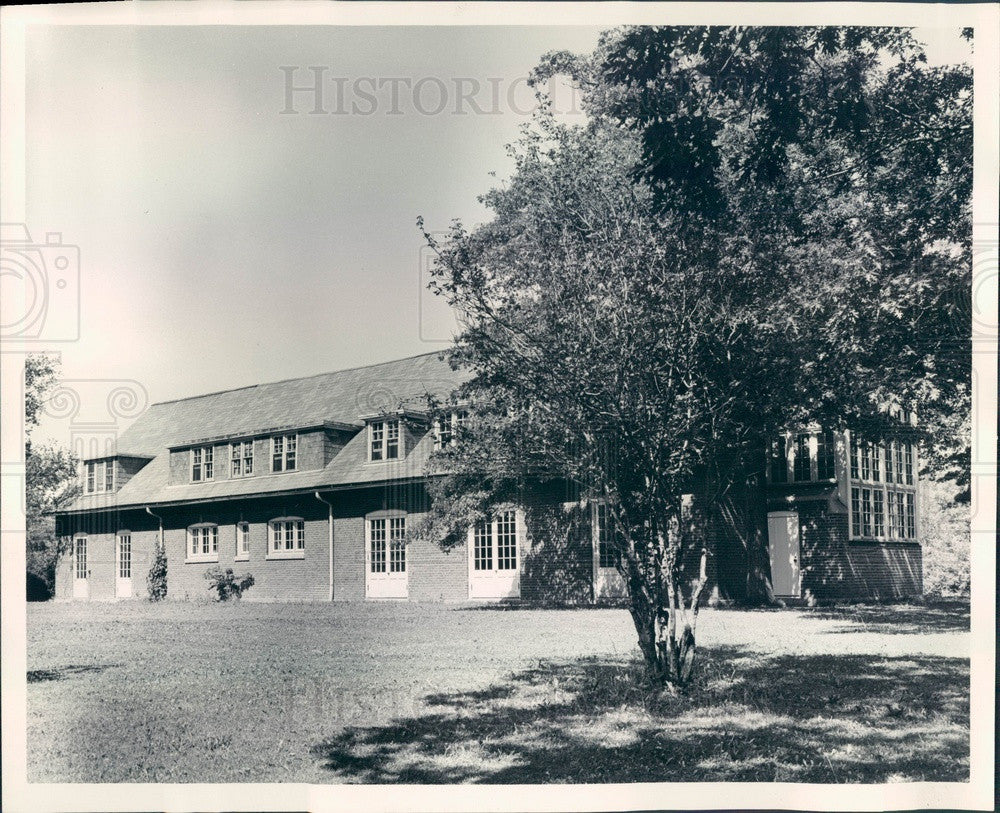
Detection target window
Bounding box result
[888,489,900,537]
[84,461,112,494]
[793,434,811,482]
[74,536,88,579]
[850,436,860,480]
[594,502,617,569]
[904,442,914,485]
[816,430,835,480]
[872,490,885,538]
[117,534,132,579]
[434,410,469,450]
[885,441,895,484]
[851,487,861,537]
[473,511,519,572]
[369,420,400,461]
[905,493,916,539]
[191,446,214,482]
[236,522,251,559]
[860,442,871,481]
[860,487,873,538]
[269,519,305,556]
[769,436,788,484]
[231,440,254,477]
[187,524,219,561]
[271,434,297,472]
[871,443,881,482]
[369,516,406,573]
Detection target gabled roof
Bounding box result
[60,351,470,514]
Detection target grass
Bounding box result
[26,599,969,783]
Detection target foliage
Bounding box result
[147,543,168,601]
[418,27,971,689]
[919,478,970,596]
[204,567,255,601]
[24,354,79,598]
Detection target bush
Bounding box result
[147,543,167,601]
[205,567,255,601]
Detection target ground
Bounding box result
[26,599,969,783]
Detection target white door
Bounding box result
[115,534,133,599]
[468,510,520,599]
[72,536,89,599]
[767,511,801,597]
[366,516,408,599]
[592,502,627,600]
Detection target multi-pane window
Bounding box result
[236,522,251,557]
[117,534,132,579]
[594,502,617,569]
[769,436,788,484]
[473,511,519,572]
[231,440,254,477]
[270,519,305,553]
[369,420,400,461]
[74,537,87,579]
[187,525,219,559]
[816,430,835,480]
[271,434,297,472]
[84,461,112,494]
[369,516,406,573]
[434,410,469,450]
[793,434,811,482]
[849,432,917,541]
[473,520,493,571]
[191,446,214,482]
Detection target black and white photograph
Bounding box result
[1,3,996,812]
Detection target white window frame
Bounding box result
[84,460,113,494]
[369,419,401,461]
[190,446,214,482]
[235,521,251,561]
[116,532,132,579]
[271,434,297,473]
[186,523,219,562]
[847,431,918,542]
[433,410,469,450]
[267,517,305,559]
[231,440,255,477]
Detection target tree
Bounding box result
[24,355,79,598]
[417,26,971,690]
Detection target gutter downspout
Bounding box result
[144,506,164,552]
[315,492,334,601]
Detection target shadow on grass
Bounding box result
[808,598,970,635]
[311,647,969,784]
[27,664,117,683]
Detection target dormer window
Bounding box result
[434,410,468,450]
[271,434,297,472]
[191,446,214,482]
[369,419,400,461]
[84,460,114,494]
[231,440,254,477]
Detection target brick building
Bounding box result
[53,352,922,604]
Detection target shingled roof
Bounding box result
[61,351,470,513]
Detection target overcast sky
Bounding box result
[23,24,971,441]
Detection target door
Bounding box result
[72,536,89,599]
[366,515,408,599]
[592,502,627,600]
[468,510,520,599]
[767,511,801,597]
[116,534,133,599]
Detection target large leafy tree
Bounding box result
[25,355,79,599]
[417,26,971,690]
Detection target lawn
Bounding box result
[25,599,969,783]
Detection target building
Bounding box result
[53,352,922,604]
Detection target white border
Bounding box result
[1,3,996,812]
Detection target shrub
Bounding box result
[147,543,168,601]
[205,567,255,601]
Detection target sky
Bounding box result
[20,24,972,443]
